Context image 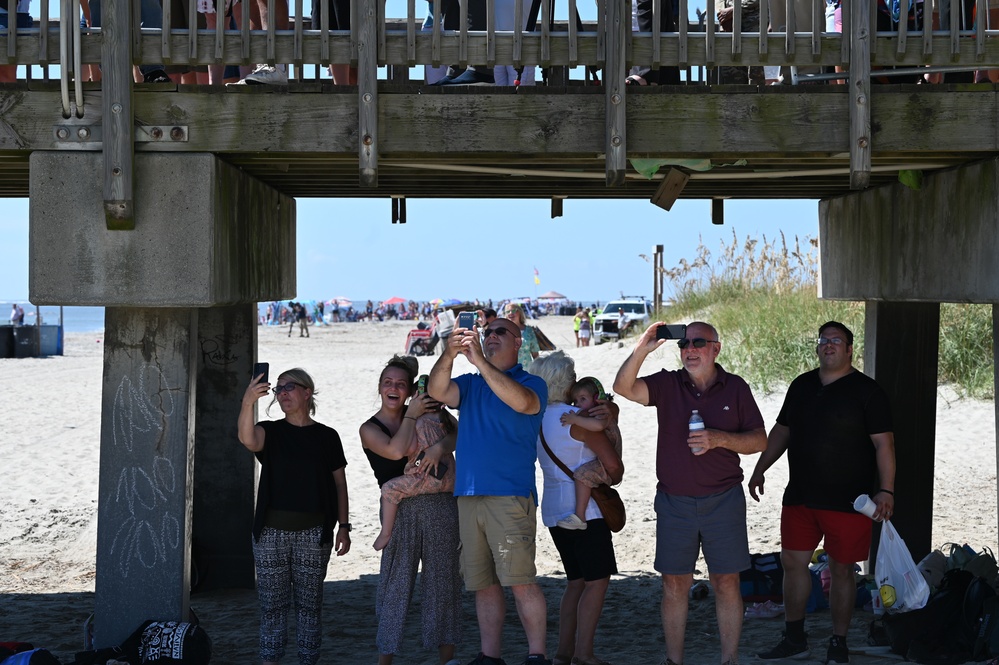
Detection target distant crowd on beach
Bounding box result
[240,313,895,665]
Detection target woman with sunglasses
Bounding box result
[239,368,351,665]
[359,355,461,665]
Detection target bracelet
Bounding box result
[878,488,895,496]
[339,522,352,531]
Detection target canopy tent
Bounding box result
[538,290,568,300]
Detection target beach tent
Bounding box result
[538,290,568,300]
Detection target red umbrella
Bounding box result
[382,296,407,306]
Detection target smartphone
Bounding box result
[252,362,269,383]
[656,324,687,340]
[415,451,448,480]
[456,311,476,330]
[416,374,429,395]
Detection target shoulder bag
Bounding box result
[539,427,626,532]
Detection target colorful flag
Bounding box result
[533,267,540,285]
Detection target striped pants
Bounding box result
[253,526,333,664]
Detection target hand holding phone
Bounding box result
[656,324,687,340]
[456,311,476,330]
[415,450,448,480]
[252,362,270,383]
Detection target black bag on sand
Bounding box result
[884,569,975,664]
[72,619,211,665]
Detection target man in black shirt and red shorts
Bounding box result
[750,321,896,664]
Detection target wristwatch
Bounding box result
[339,522,352,532]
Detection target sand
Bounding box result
[0,316,996,664]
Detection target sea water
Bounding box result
[2,303,105,333]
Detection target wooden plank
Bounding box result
[732,0,741,57]
[897,0,908,56]
[650,167,690,210]
[486,0,494,66]
[678,0,687,64]
[431,0,440,65]
[850,0,871,189]
[652,0,661,70]
[605,0,626,186]
[294,0,304,66]
[358,0,378,186]
[541,0,551,67]
[758,0,767,57]
[568,0,577,67]
[406,0,415,64]
[378,0,386,64]
[102,0,134,229]
[706,0,715,64]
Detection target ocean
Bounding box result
[3,304,106,333]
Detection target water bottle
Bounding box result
[689,410,705,454]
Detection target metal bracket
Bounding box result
[52,124,189,148]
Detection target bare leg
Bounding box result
[710,572,743,663]
[378,655,393,665]
[780,549,813,622]
[511,582,548,656]
[330,64,357,84]
[662,573,692,664]
[827,556,856,636]
[373,496,397,551]
[575,479,592,522]
[573,577,610,662]
[556,578,584,662]
[437,644,456,664]
[476,584,506,659]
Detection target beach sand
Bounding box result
[1,316,995,664]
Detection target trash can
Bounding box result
[13,326,39,358]
[0,326,13,358]
[39,325,62,356]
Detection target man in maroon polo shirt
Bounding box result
[614,321,767,665]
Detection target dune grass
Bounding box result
[660,230,993,398]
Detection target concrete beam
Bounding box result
[819,159,999,303]
[95,307,198,646]
[29,152,295,307]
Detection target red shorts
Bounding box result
[780,504,873,563]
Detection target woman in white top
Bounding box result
[528,351,624,665]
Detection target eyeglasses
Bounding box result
[483,327,515,339]
[272,382,304,394]
[677,338,718,349]
[816,337,846,346]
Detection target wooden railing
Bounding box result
[4,0,999,220]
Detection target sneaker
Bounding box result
[430,66,461,85]
[757,633,809,660]
[237,64,288,85]
[443,660,461,665]
[442,67,494,86]
[826,636,849,664]
[471,654,507,665]
[557,514,587,530]
[523,656,551,665]
[142,69,170,83]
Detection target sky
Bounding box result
[1,196,819,305]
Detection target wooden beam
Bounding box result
[650,167,690,211]
[604,0,626,187]
[358,0,378,186]
[849,0,871,190]
[102,0,134,229]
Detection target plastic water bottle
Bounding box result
[689,410,705,454]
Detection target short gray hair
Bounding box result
[527,351,576,404]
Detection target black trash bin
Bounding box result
[13,326,39,358]
[0,326,13,358]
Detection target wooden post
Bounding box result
[849,0,871,189]
[102,0,135,230]
[604,0,625,187]
[652,244,664,312]
[994,305,999,545]
[358,0,378,187]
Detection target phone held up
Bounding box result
[252,362,270,383]
[415,450,448,480]
[456,311,476,330]
[656,324,687,340]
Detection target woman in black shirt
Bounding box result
[239,367,351,665]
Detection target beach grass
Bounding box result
[661,230,993,398]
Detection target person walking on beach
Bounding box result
[613,321,766,665]
[750,321,895,664]
[238,368,351,665]
[428,316,550,665]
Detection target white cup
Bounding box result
[854,494,877,519]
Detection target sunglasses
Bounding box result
[272,382,304,394]
[817,337,846,346]
[677,338,718,349]
[483,327,515,339]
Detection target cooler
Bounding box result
[13,326,39,358]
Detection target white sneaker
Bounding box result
[557,514,587,530]
[240,64,288,85]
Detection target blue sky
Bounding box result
[2,196,818,304]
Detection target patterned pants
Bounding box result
[253,526,333,664]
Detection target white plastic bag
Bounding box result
[875,520,930,614]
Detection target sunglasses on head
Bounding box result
[676,338,718,349]
[272,382,303,394]
[483,327,515,339]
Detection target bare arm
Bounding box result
[748,423,791,501]
[458,328,540,414]
[690,427,767,457]
[561,411,605,432]
[332,466,350,556]
[237,373,269,452]
[571,425,624,484]
[428,333,463,408]
[613,323,667,405]
[870,431,895,520]
[357,392,438,460]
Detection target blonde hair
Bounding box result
[526,351,575,404]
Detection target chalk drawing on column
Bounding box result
[109,363,182,577]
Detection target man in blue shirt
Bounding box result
[429,316,549,665]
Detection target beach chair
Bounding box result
[405,320,440,356]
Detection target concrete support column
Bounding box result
[864,301,940,562]
[95,307,198,647]
[192,304,258,591]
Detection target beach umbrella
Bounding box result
[382,296,407,306]
[329,296,353,306]
[538,290,568,300]
[442,298,463,307]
